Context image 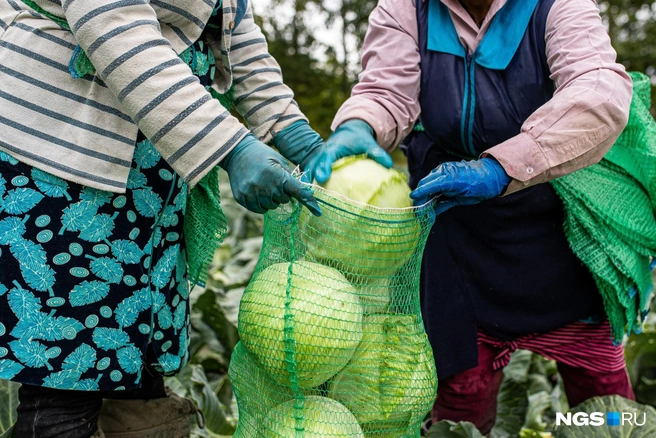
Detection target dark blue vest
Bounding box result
[409,0,604,378]
[418,0,554,160]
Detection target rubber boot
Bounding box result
[98,390,200,438]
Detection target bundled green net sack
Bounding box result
[550,71,656,340]
[231,158,437,437]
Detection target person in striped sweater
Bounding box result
[0,0,389,436]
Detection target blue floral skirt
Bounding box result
[0,138,191,391]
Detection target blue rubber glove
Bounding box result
[220,134,321,216]
[410,158,511,215]
[302,120,393,184]
[272,121,325,183]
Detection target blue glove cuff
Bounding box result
[272,120,324,166]
[219,133,258,170]
[482,157,512,194]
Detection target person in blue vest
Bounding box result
[310,0,636,433]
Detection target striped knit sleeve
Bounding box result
[228,1,306,142]
[62,0,249,188]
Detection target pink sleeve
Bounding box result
[331,0,421,151]
[485,0,632,195]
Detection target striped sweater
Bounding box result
[0,0,306,192]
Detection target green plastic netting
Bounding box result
[184,87,235,286]
[550,71,656,340]
[184,166,227,286]
[230,184,437,437]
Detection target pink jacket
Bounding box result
[332,0,632,194]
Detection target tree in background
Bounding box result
[257,0,377,138]
[255,0,353,139]
[258,0,656,135]
[600,1,656,111]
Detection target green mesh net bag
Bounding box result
[230,162,437,437]
[550,71,656,340]
[183,88,235,286]
[184,166,227,286]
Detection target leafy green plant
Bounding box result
[0,380,19,438]
[625,295,656,407]
[167,365,238,437]
[490,350,567,438]
[429,350,568,438]
[426,420,485,438]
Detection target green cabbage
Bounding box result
[239,261,364,388]
[300,157,421,290]
[322,157,413,209]
[357,277,392,314]
[328,314,437,437]
[263,396,365,437]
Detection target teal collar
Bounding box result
[427,0,540,70]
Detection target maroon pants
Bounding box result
[432,341,635,435]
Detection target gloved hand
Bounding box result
[272,121,324,182]
[410,157,511,215]
[297,120,393,184]
[220,134,321,216]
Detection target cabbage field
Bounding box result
[1,167,655,438]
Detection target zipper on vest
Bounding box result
[461,53,477,157]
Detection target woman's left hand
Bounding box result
[410,158,512,215]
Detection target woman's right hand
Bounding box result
[220,134,322,216]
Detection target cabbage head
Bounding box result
[328,314,437,437]
[239,261,364,388]
[263,396,365,437]
[322,157,413,210]
[357,277,391,314]
[300,157,421,288]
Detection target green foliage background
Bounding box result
[259,0,656,137]
[2,2,656,437]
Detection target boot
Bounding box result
[98,389,200,438]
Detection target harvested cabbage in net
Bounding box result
[328,315,437,437]
[321,157,413,210]
[264,396,365,437]
[232,173,437,437]
[239,261,363,387]
[300,157,421,290]
[357,277,393,314]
